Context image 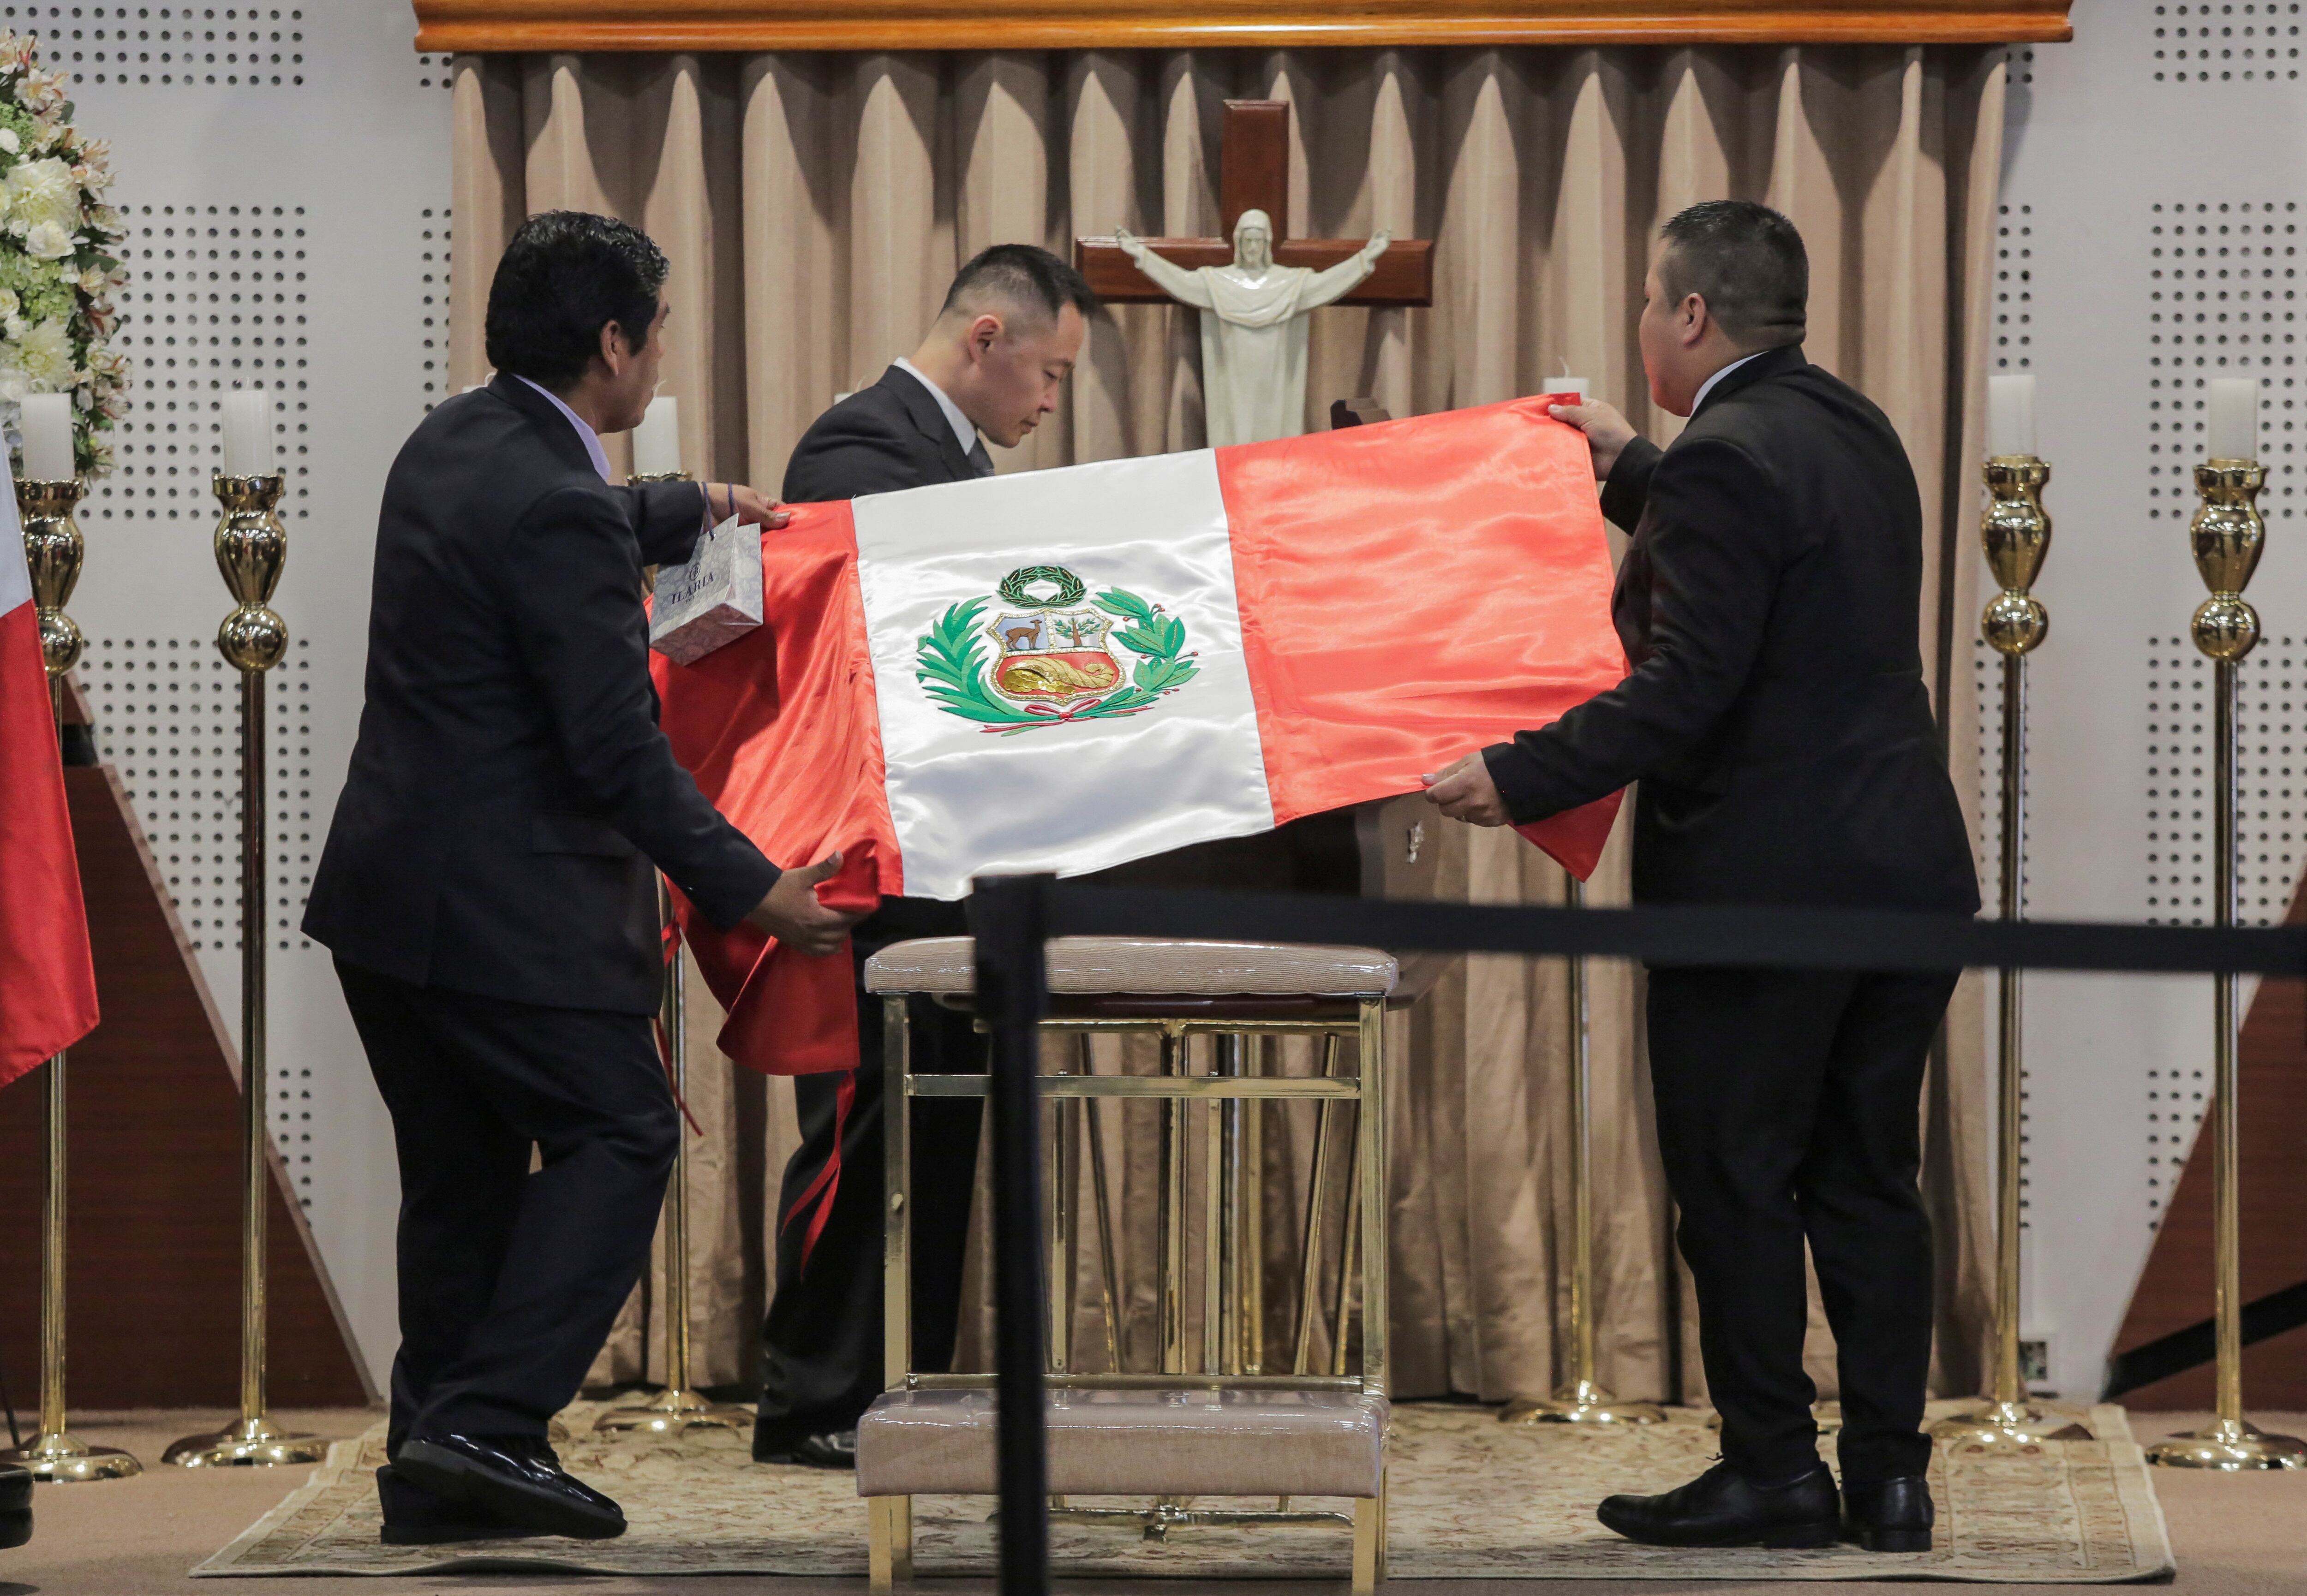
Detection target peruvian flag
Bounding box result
[0,481,98,1088]
[657,394,1624,1073]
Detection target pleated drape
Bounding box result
[449,44,2004,1405]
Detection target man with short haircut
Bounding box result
[1425,201,1977,1552]
[755,242,1096,1468]
[308,210,862,1542]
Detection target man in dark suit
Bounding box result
[306,211,861,1542]
[755,243,1096,1468]
[1425,202,1978,1552]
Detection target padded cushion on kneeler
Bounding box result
[864,936,1398,998]
[855,1388,1387,1498]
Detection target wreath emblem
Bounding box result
[915,564,1199,733]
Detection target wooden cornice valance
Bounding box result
[411,1,2073,53]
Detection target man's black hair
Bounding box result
[940,243,1100,326]
[1657,200,1807,349]
[484,210,669,391]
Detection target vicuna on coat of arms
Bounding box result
[914,564,1198,732]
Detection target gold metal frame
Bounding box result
[868,1000,1390,1589]
[2146,458,2307,1471]
[0,479,142,1484]
[164,472,324,1470]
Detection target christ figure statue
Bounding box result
[1117,209,1392,446]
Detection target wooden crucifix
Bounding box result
[1075,101,1433,443]
[1075,99,1430,304]
[1076,100,1433,307]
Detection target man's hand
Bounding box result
[1421,751,1512,828]
[1548,398,1638,483]
[705,482,792,530]
[744,852,864,956]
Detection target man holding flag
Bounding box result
[1424,201,1978,1554]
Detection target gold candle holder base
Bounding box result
[1500,1380,1664,1425]
[1931,1399,2094,1447]
[590,1387,753,1437]
[161,1415,327,1469]
[2148,1417,2307,1471]
[0,1430,142,1482]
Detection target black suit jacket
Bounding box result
[783,363,982,950]
[305,374,782,1014]
[782,365,980,504]
[1484,345,1978,913]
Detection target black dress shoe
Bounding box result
[0,1461,31,1551]
[1597,1460,1841,1549]
[754,1428,857,1470]
[376,1464,546,1546]
[394,1434,625,1540]
[1842,1474,1934,1552]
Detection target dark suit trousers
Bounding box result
[1646,966,1957,1486]
[337,958,678,1457]
[755,905,983,1446]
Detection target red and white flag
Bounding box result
[0,482,98,1087]
[657,395,1625,1073]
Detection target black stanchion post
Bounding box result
[971,873,1052,1596]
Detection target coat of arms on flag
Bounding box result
[914,562,1197,733]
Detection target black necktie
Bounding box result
[967,437,995,478]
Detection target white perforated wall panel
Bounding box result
[25,2,450,1391]
[1984,2,2307,1399]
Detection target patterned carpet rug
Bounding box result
[194,1400,2172,1582]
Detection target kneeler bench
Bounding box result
[858,936,1398,1591]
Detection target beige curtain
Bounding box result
[450,44,2004,1406]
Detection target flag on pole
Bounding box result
[657,394,1626,1074]
[0,483,97,1087]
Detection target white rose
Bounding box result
[21,218,76,260]
[0,288,18,322]
[5,157,80,235]
[15,318,73,387]
[0,129,19,155]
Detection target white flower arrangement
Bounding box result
[0,31,127,477]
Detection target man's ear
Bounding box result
[1679,293,1710,347]
[597,320,626,376]
[967,311,1002,360]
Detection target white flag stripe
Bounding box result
[0,478,29,614]
[852,449,1275,899]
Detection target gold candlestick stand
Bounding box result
[1935,455,2090,1447]
[165,472,324,1469]
[597,467,748,1437]
[1504,878,1662,1426]
[0,477,140,1483]
[2146,458,2307,1471]
[593,885,750,1436]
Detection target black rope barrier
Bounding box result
[1048,884,2307,977]
[971,875,2307,1592]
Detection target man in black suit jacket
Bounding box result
[1426,202,1977,1553]
[307,211,860,1542]
[753,244,1095,1468]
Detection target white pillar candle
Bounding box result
[221,388,276,476]
[2207,377,2259,462]
[632,393,682,477]
[1552,376,1590,402]
[1987,373,2037,457]
[18,392,74,481]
